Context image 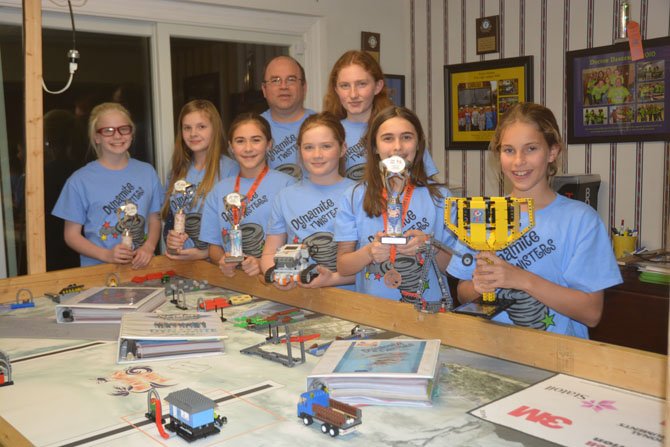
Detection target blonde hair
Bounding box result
[489,102,563,178]
[161,100,226,219]
[88,102,135,159]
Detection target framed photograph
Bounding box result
[566,36,670,144]
[384,74,405,107]
[444,56,533,150]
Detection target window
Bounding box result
[0,25,153,274]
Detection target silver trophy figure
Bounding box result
[168,179,194,255]
[380,155,409,245]
[117,202,138,249]
[224,192,245,263]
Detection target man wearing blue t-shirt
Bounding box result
[261,56,315,179]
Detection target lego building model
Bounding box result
[0,350,13,387]
[297,387,362,437]
[163,388,226,442]
[264,244,319,286]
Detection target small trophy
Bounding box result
[117,202,138,249]
[168,179,193,255]
[380,156,409,245]
[224,192,245,263]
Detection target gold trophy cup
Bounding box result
[445,196,535,305]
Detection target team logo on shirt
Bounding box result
[98,184,147,246]
[497,289,556,331]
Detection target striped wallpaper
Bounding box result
[411,0,669,251]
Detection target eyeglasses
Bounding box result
[96,125,133,137]
[263,76,302,87]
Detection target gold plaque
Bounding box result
[361,31,381,62]
[476,16,500,55]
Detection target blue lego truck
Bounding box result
[297,388,362,437]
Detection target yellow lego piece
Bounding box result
[445,196,535,302]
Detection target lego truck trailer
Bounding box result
[297,388,362,437]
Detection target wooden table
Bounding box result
[0,257,666,446]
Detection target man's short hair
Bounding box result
[263,55,306,83]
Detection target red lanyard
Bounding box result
[381,183,415,263]
[232,166,269,225]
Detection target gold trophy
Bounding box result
[380,155,409,245]
[168,179,193,255]
[224,192,245,263]
[117,201,138,249]
[445,196,535,315]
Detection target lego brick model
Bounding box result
[297,387,362,437]
[264,244,319,286]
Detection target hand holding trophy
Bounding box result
[117,201,138,249]
[224,192,245,263]
[379,155,416,289]
[168,179,194,254]
[380,155,411,245]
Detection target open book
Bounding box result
[307,339,442,407]
[55,287,166,323]
[117,312,227,364]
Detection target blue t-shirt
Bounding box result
[261,109,316,179]
[200,169,296,257]
[447,194,623,339]
[341,118,440,181]
[164,155,239,250]
[334,183,457,301]
[268,177,356,290]
[52,159,164,266]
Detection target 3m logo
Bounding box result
[508,406,573,429]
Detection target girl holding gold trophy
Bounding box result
[448,103,622,338]
[334,106,458,302]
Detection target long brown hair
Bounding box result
[322,50,392,122]
[297,112,347,177]
[489,102,563,178]
[161,100,225,218]
[362,106,443,217]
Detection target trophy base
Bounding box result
[381,236,407,245]
[452,297,514,319]
[224,256,244,264]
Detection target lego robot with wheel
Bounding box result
[265,244,319,286]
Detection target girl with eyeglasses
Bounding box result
[52,102,163,268]
[161,100,239,261]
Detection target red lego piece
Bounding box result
[199,297,232,312]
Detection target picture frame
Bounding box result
[444,56,533,150]
[566,36,669,144]
[384,74,405,107]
